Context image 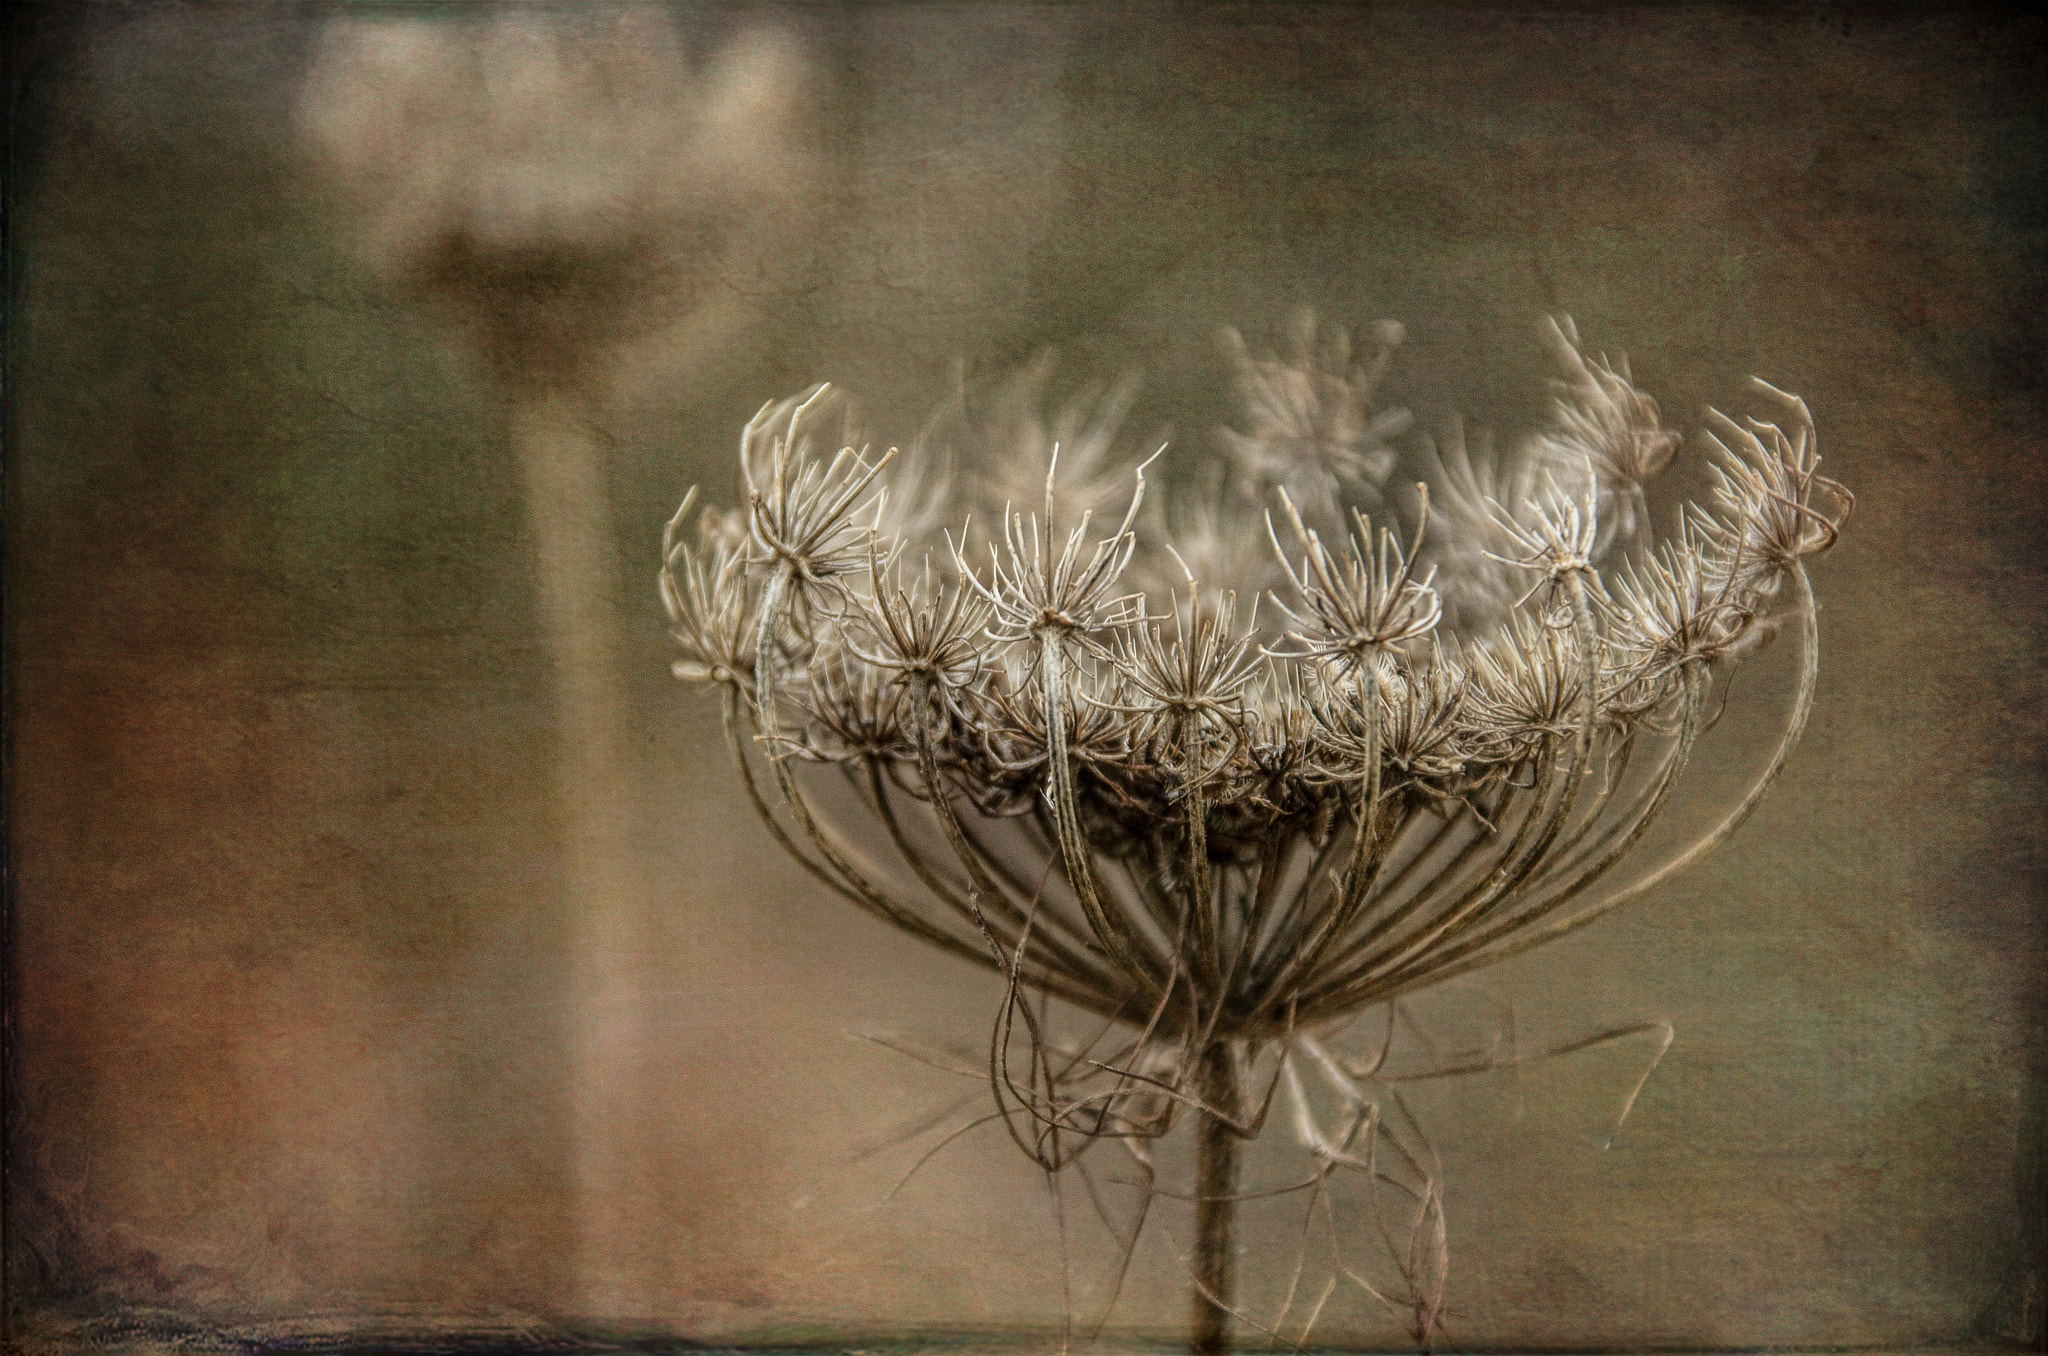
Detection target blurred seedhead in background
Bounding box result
[297,8,821,1312]
[298,4,816,399]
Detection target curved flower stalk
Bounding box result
[658,317,1849,1352]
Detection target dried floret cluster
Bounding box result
[659,313,1848,1350]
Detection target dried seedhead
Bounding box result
[661,315,1846,1351]
[741,384,895,590]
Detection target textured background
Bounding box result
[5,3,2044,1348]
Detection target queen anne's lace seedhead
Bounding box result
[658,315,1849,1349]
[662,310,1849,1026]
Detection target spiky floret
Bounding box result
[1267,487,1442,670]
[848,547,996,710]
[963,445,1160,643]
[1300,645,1468,792]
[660,489,756,687]
[1115,591,1262,713]
[1459,608,1591,762]
[741,384,895,587]
[1218,306,1412,515]
[1605,524,1756,713]
[1109,590,1265,797]
[1697,380,1854,588]
[1531,315,1680,548]
[1484,466,1603,585]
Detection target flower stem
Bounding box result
[1192,1041,1239,1356]
[1038,630,1162,998]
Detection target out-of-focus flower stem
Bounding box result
[509,389,643,1309]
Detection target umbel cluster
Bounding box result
[658,313,1848,1347]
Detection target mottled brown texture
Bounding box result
[6,3,2044,1348]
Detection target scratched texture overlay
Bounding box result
[4,4,2043,1351]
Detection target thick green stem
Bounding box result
[1192,1042,1239,1356]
